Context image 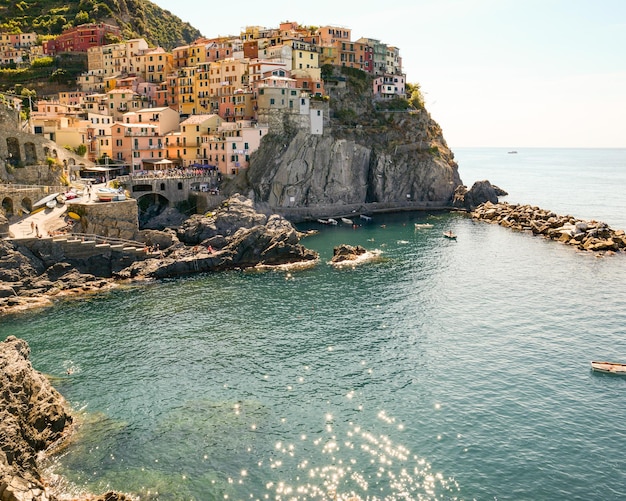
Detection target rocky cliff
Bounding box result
[0,336,132,501]
[227,72,462,218]
[0,336,72,501]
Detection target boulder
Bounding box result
[331,244,368,263]
[453,180,508,210]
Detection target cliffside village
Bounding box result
[1,21,406,181]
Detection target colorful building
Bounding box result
[43,23,121,55]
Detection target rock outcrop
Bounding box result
[0,336,134,501]
[331,244,368,263]
[119,194,318,279]
[237,115,461,217]
[452,180,508,210]
[472,201,626,253]
[0,335,72,500]
[225,69,462,219]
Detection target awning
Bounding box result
[81,165,125,172]
[143,159,173,165]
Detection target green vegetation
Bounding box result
[375,97,411,111]
[0,52,87,91]
[0,0,202,50]
[406,82,425,110]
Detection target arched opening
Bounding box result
[2,197,14,216]
[6,138,21,166]
[177,182,183,190]
[137,193,170,229]
[21,197,33,213]
[24,142,37,165]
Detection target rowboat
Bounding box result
[590,361,626,375]
[46,200,57,209]
[341,217,354,225]
[67,212,81,221]
[443,230,457,239]
[415,223,434,229]
[33,192,60,209]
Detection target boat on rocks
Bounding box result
[591,361,626,375]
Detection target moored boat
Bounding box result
[415,223,434,229]
[327,218,338,225]
[443,230,457,239]
[590,361,626,375]
[341,217,354,225]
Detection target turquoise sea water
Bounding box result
[2,148,626,500]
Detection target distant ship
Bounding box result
[508,150,518,154]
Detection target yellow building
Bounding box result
[176,66,197,115]
[177,114,223,167]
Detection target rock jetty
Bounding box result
[0,336,130,501]
[471,201,626,252]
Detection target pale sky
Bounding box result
[153,0,626,148]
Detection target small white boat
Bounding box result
[96,187,124,202]
[317,218,331,225]
[327,218,338,225]
[46,200,57,209]
[341,217,354,225]
[591,361,626,375]
[443,230,457,239]
[33,192,60,209]
[415,223,434,229]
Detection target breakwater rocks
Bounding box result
[471,202,626,253]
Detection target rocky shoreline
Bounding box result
[471,201,626,253]
[0,336,133,501]
[0,194,318,317]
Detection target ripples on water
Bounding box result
[3,149,626,500]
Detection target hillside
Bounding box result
[0,0,202,50]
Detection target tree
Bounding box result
[74,11,91,26]
[406,82,425,110]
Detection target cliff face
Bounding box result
[233,73,462,214]
[243,110,461,210]
[0,336,72,500]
